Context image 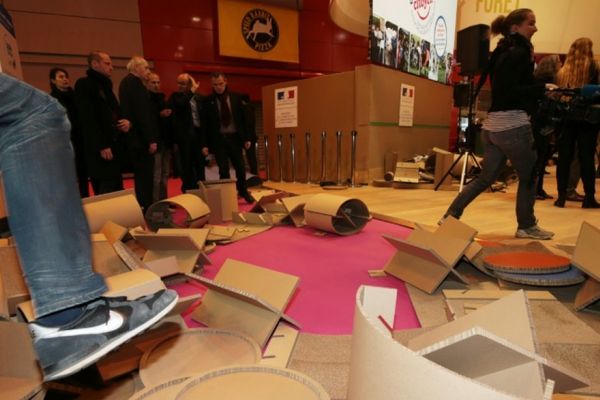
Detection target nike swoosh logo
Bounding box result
[32,310,125,339]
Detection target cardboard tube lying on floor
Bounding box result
[304,193,369,235]
[145,194,210,231]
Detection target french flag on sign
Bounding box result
[287,90,294,99]
[277,91,285,100]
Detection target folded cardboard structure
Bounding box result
[304,193,370,235]
[82,189,145,233]
[190,259,300,348]
[383,216,475,293]
[144,193,210,232]
[572,222,600,311]
[347,286,587,400]
[187,179,238,225]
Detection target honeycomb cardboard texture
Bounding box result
[347,285,549,400]
[304,193,370,235]
[144,193,210,231]
[82,189,145,233]
[190,258,300,348]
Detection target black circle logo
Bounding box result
[241,9,279,52]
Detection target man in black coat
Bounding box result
[203,72,254,203]
[118,56,159,212]
[49,67,89,197]
[74,51,130,195]
[168,73,208,191]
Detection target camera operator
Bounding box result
[554,37,600,209]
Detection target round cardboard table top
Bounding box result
[484,251,571,274]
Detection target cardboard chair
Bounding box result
[571,222,600,311]
[144,194,210,232]
[249,191,290,213]
[347,286,582,400]
[190,259,300,348]
[187,180,238,225]
[131,229,211,275]
[82,189,145,233]
[304,193,370,235]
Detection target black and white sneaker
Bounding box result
[29,289,178,381]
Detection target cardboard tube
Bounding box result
[145,194,210,231]
[304,193,369,236]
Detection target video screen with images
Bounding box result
[370,0,458,85]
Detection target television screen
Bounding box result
[370,0,458,84]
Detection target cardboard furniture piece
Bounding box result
[383,216,474,294]
[82,189,145,233]
[131,229,211,275]
[190,258,300,348]
[304,193,370,235]
[572,222,600,311]
[144,194,210,232]
[393,162,420,183]
[187,180,238,225]
[347,286,585,400]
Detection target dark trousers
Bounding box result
[556,121,599,198]
[129,146,155,211]
[90,177,123,195]
[245,140,258,175]
[178,135,205,191]
[214,133,248,195]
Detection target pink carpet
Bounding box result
[126,177,421,334]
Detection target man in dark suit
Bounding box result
[118,56,159,211]
[203,72,254,203]
[74,51,130,195]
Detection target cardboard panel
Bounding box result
[0,322,43,400]
[572,222,600,281]
[83,189,145,233]
[190,259,299,348]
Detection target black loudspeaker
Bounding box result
[453,84,470,107]
[456,24,490,76]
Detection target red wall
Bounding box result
[138,0,369,100]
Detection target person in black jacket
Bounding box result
[442,8,554,240]
[119,56,159,212]
[49,67,89,197]
[203,72,254,203]
[168,73,207,191]
[74,51,130,195]
[146,72,173,202]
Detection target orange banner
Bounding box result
[218,0,299,63]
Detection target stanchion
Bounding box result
[277,134,283,182]
[305,132,312,183]
[263,136,270,181]
[320,131,327,183]
[349,130,359,187]
[336,130,343,185]
[290,132,296,183]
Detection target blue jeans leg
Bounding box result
[0,73,106,318]
[446,125,537,229]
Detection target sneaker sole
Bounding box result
[515,233,554,240]
[44,291,179,381]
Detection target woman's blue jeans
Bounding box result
[0,73,106,317]
[445,125,538,230]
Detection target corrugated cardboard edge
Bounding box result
[347,285,539,399]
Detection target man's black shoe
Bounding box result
[241,193,255,204]
[566,192,585,202]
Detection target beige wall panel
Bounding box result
[4,0,140,22]
[458,0,600,54]
[263,72,358,184]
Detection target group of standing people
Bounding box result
[49,51,258,212]
[443,7,600,240]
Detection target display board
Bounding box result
[370,0,458,84]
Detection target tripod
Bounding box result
[434,76,482,192]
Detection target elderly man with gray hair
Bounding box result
[119,55,159,211]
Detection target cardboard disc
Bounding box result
[494,267,585,286]
[128,377,189,400]
[139,329,261,388]
[176,365,331,400]
[483,252,571,274]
